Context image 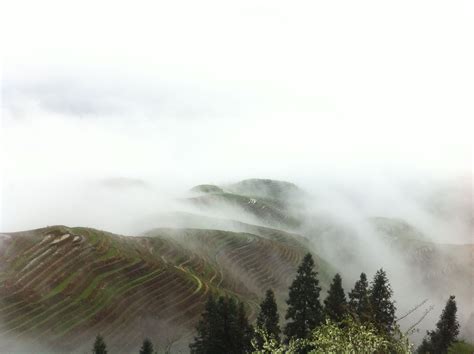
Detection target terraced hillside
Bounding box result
[186,179,304,229]
[1,178,472,351]
[0,224,329,353]
[182,180,473,337]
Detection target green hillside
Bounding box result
[0,225,330,353]
[0,178,472,352]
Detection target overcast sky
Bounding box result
[1,0,473,231]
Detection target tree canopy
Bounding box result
[348,272,372,323]
[255,289,281,349]
[190,295,252,354]
[284,253,323,342]
[324,273,348,323]
[369,268,396,335]
[92,335,107,354]
[418,295,459,354]
[139,338,154,354]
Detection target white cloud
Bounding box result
[1,0,473,231]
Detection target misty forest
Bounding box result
[1,1,473,353]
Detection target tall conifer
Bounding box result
[324,273,348,323]
[92,335,107,354]
[237,302,253,353]
[417,295,459,354]
[190,295,252,354]
[190,295,222,353]
[256,289,280,341]
[369,269,396,335]
[348,272,372,323]
[139,338,154,354]
[284,253,323,341]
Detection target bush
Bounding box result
[448,340,474,354]
[252,317,412,354]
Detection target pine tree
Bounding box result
[190,295,223,354]
[219,296,238,352]
[369,269,396,335]
[190,295,252,354]
[92,335,107,354]
[284,253,323,342]
[236,301,253,353]
[417,337,434,354]
[324,273,348,323]
[139,338,154,354]
[257,289,281,341]
[348,272,372,323]
[417,295,459,354]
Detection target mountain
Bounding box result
[0,178,472,352]
[0,224,331,352]
[186,179,304,230]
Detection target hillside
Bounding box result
[186,179,304,230]
[0,178,472,352]
[0,224,330,353]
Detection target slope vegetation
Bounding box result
[0,225,326,352]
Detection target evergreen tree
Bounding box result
[417,295,459,354]
[190,295,223,354]
[284,253,323,342]
[324,273,348,323]
[369,268,396,335]
[257,289,281,340]
[237,301,254,353]
[92,335,107,354]
[139,338,154,354]
[218,296,238,351]
[190,295,252,354]
[417,337,434,354]
[255,289,281,348]
[348,272,372,323]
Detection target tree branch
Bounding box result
[396,299,428,322]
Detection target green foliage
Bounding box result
[190,295,252,354]
[323,273,347,323]
[190,296,219,353]
[369,268,396,335]
[448,340,474,354]
[139,338,154,354]
[92,335,107,354]
[253,317,412,354]
[237,301,254,353]
[284,253,323,342]
[418,295,459,354]
[348,272,372,323]
[255,289,281,349]
[252,328,287,354]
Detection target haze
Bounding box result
[1,0,473,240]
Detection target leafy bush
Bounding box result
[252,317,412,354]
[448,340,474,354]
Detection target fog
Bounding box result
[2,0,472,230]
[1,0,473,350]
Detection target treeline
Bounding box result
[90,253,461,353]
[189,253,461,354]
[91,335,155,354]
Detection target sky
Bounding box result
[0,0,473,232]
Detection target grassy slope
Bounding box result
[0,225,329,353]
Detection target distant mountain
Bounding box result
[189,184,224,194]
[225,178,304,202]
[186,178,305,230]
